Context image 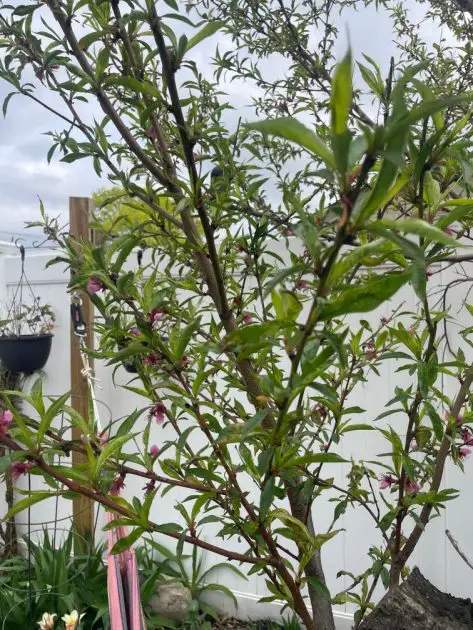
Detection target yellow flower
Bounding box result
[37,612,56,630]
[61,611,85,630]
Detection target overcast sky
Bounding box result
[0,0,439,236]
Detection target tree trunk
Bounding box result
[287,486,336,630]
[359,568,473,630]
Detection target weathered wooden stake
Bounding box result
[69,197,95,540]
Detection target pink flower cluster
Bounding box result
[11,461,34,482]
[0,409,13,435]
[87,277,105,294]
[152,402,166,424]
[379,473,421,494]
[459,426,473,459]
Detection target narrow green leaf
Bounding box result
[3,492,59,521]
[243,410,269,437]
[260,476,275,520]
[331,49,353,177]
[185,21,223,52]
[245,118,335,168]
[97,434,136,475]
[110,527,144,554]
[373,219,460,247]
[318,272,410,321]
[290,453,346,466]
[175,317,201,361]
[331,49,352,135]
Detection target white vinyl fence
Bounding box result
[0,243,472,630]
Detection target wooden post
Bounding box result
[69,197,95,540]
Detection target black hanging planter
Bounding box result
[0,334,53,374]
[0,243,55,375]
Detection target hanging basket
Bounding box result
[0,334,53,374]
[117,342,139,374]
[0,243,55,374]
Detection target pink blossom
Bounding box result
[405,478,421,494]
[144,353,159,366]
[380,316,389,326]
[11,461,34,482]
[243,314,253,324]
[110,474,126,495]
[0,409,13,435]
[461,427,473,446]
[152,402,166,424]
[410,439,418,451]
[235,243,245,252]
[98,432,109,446]
[129,327,140,337]
[295,281,308,290]
[284,227,294,237]
[315,403,327,418]
[379,473,396,490]
[150,310,165,323]
[149,445,160,457]
[426,269,434,279]
[87,277,104,294]
[147,126,154,138]
[443,226,455,236]
[459,445,472,459]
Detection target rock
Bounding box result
[359,567,473,630]
[148,581,192,621]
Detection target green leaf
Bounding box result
[3,492,59,521]
[243,409,269,437]
[331,49,352,135]
[185,21,223,52]
[260,476,275,520]
[175,317,201,361]
[424,401,444,441]
[96,434,136,475]
[245,118,336,168]
[357,169,410,225]
[331,49,353,177]
[38,391,70,445]
[387,93,473,141]
[264,263,310,295]
[328,239,389,284]
[410,260,427,301]
[110,527,144,554]
[318,272,410,321]
[2,92,17,118]
[271,290,302,322]
[103,75,160,98]
[372,219,460,247]
[290,453,346,466]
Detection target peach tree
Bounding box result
[1,1,473,628]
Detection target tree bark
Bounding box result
[287,486,336,630]
[359,568,473,630]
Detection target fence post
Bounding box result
[69,197,95,542]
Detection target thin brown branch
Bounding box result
[0,433,273,567]
[446,529,473,570]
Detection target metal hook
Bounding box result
[14,238,26,262]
